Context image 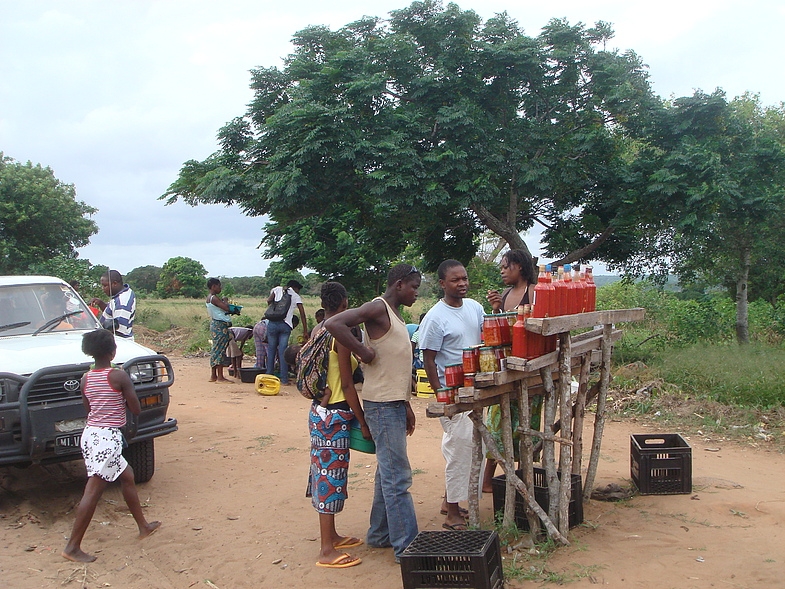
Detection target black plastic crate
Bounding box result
[400,530,503,589]
[631,433,692,495]
[491,467,583,531]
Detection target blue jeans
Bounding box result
[265,320,292,384]
[364,400,419,559]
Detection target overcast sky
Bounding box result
[2,1,784,278]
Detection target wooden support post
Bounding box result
[467,412,569,546]
[557,333,573,536]
[500,392,516,529]
[583,323,613,501]
[516,380,540,536]
[468,408,482,527]
[540,366,558,523]
[572,355,591,476]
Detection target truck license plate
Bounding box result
[55,433,82,454]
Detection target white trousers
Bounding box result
[440,412,474,503]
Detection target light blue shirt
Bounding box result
[418,298,484,385]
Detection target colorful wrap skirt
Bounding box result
[485,395,543,461]
[308,403,354,514]
[81,426,128,482]
[209,319,231,367]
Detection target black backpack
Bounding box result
[264,288,292,322]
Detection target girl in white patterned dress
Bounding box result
[62,329,160,562]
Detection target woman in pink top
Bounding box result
[62,329,160,563]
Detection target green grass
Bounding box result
[656,343,785,408]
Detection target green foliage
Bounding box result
[0,153,98,274]
[657,344,785,407]
[163,1,659,283]
[126,265,162,294]
[156,256,208,298]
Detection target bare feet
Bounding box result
[139,520,161,539]
[215,378,233,383]
[61,548,97,563]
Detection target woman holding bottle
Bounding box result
[483,249,540,492]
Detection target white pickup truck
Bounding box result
[0,275,177,482]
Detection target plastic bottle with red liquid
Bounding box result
[533,264,554,319]
[573,265,586,313]
[585,265,597,311]
[562,263,574,315]
[523,304,544,359]
[553,265,567,316]
[543,264,558,353]
[512,305,528,358]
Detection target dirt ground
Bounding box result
[1,354,784,589]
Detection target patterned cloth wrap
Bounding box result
[80,425,128,482]
[308,403,354,514]
[485,395,543,461]
[209,319,231,367]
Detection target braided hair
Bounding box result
[320,281,348,313]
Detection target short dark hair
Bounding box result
[286,279,303,289]
[102,269,123,284]
[207,277,221,289]
[437,259,464,280]
[320,282,347,313]
[502,249,537,285]
[387,263,420,286]
[82,328,116,359]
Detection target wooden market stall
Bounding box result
[427,308,645,545]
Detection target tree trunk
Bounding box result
[735,245,751,344]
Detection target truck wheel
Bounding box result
[123,439,155,483]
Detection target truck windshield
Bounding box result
[0,283,100,336]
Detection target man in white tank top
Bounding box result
[325,264,421,563]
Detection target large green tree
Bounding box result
[640,92,785,343]
[163,1,659,281]
[126,265,163,294]
[156,256,208,298]
[0,153,97,274]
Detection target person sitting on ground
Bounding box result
[308,281,369,569]
[62,329,160,563]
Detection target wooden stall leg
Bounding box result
[500,393,516,530]
[516,381,540,537]
[467,412,569,546]
[468,408,482,528]
[540,366,559,523]
[572,355,591,476]
[583,323,613,501]
[557,333,573,536]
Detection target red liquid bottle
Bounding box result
[573,266,586,313]
[562,263,574,315]
[553,265,567,316]
[512,305,527,359]
[523,304,543,359]
[544,264,558,353]
[533,264,553,319]
[585,265,597,312]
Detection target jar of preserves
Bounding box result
[499,313,513,345]
[463,373,475,388]
[444,363,464,388]
[478,346,498,373]
[436,387,451,403]
[483,314,503,347]
[494,346,507,371]
[462,347,479,374]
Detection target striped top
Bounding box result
[84,368,127,428]
[100,284,136,339]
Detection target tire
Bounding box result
[123,439,155,483]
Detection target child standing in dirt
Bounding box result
[62,329,160,563]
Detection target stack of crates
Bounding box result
[400,530,503,589]
[415,369,434,398]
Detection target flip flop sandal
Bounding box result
[440,507,469,517]
[442,523,468,531]
[334,537,363,549]
[316,553,362,568]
